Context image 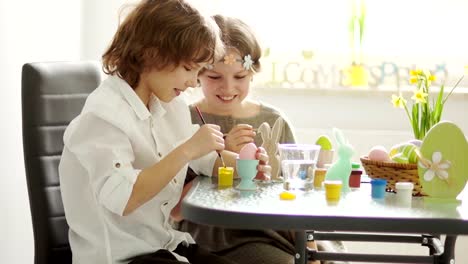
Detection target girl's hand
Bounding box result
[255,147,271,181]
[224,124,256,153]
[184,124,224,160]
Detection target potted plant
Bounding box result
[391,69,463,140]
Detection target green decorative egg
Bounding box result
[391,153,409,164]
[390,143,419,163]
[419,121,468,202]
[315,135,333,150]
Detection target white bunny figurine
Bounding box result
[324,128,355,192]
[257,117,284,181]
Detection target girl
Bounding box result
[176,15,347,264]
[177,15,298,264]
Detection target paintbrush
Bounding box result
[194,106,226,168]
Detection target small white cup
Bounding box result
[395,182,414,207]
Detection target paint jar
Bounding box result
[395,182,414,207]
[349,162,363,188]
[314,168,327,189]
[324,180,343,202]
[218,167,234,189]
[370,179,387,199]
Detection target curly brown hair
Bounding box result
[102,0,224,88]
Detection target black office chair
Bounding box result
[21,61,102,264]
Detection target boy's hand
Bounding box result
[184,124,224,160]
[255,147,271,181]
[224,124,256,153]
[170,180,194,222]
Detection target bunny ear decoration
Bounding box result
[257,118,284,182]
[271,117,284,144]
[257,122,271,144]
[333,127,346,146]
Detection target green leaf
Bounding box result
[433,84,444,123]
[412,103,420,139]
[443,75,464,104]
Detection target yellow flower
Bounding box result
[409,77,418,84]
[392,68,462,140]
[410,69,436,86]
[411,88,428,103]
[409,69,422,76]
[391,94,407,108]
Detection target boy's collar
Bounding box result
[111,75,166,120]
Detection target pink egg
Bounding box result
[239,143,257,160]
[368,145,390,162]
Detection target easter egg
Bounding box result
[389,143,419,163]
[391,153,409,163]
[419,121,468,200]
[239,142,257,160]
[368,145,390,162]
[315,135,333,150]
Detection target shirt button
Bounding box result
[173,178,177,184]
[163,202,168,206]
[114,162,121,168]
[158,152,162,157]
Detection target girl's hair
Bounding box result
[102,0,224,88]
[212,14,262,72]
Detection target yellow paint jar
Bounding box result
[314,168,327,189]
[218,167,234,189]
[324,180,343,201]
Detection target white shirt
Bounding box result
[59,75,216,264]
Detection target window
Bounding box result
[191,0,468,90]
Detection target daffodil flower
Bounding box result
[242,54,253,71]
[391,94,407,108]
[411,88,428,103]
[393,68,462,139]
[409,77,418,84]
[410,69,422,76]
[418,151,451,182]
[223,54,236,65]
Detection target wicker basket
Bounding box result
[360,156,424,196]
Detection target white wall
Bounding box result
[0,1,81,262]
[0,0,121,262]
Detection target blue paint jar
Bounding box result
[371,179,387,199]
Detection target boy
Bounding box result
[59,1,270,263]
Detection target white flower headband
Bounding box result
[205,54,255,71]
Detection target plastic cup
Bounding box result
[395,182,414,207]
[218,167,234,189]
[278,144,321,191]
[370,179,387,199]
[324,180,343,201]
[314,168,327,189]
